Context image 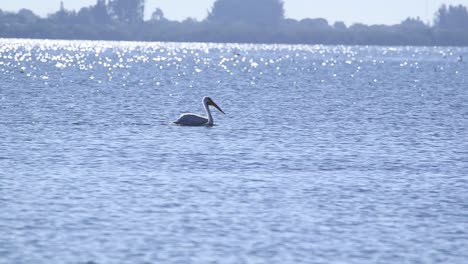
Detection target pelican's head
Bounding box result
[203,96,225,114]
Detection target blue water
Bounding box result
[1,39,467,263]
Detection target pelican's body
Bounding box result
[174,97,225,126]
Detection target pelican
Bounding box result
[174,97,225,126]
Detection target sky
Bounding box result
[1,0,468,25]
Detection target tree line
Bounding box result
[1,0,468,46]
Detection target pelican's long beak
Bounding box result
[208,100,225,114]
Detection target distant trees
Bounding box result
[150,8,166,22]
[208,0,284,28]
[89,0,111,24]
[203,0,285,43]
[48,6,76,24]
[435,4,468,31]
[0,2,468,46]
[16,9,40,24]
[299,18,331,31]
[333,21,347,31]
[47,0,110,25]
[399,17,427,31]
[108,0,145,24]
[432,5,468,45]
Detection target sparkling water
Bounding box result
[1,39,467,263]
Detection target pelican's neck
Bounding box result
[203,100,213,126]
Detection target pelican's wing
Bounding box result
[174,113,208,126]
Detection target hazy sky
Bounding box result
[2,0,468,25]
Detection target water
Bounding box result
[1,39,467,263]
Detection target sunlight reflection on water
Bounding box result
[1,39,467,264]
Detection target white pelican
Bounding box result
[174,97,225,126]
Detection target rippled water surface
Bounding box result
[1,39,467,263]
